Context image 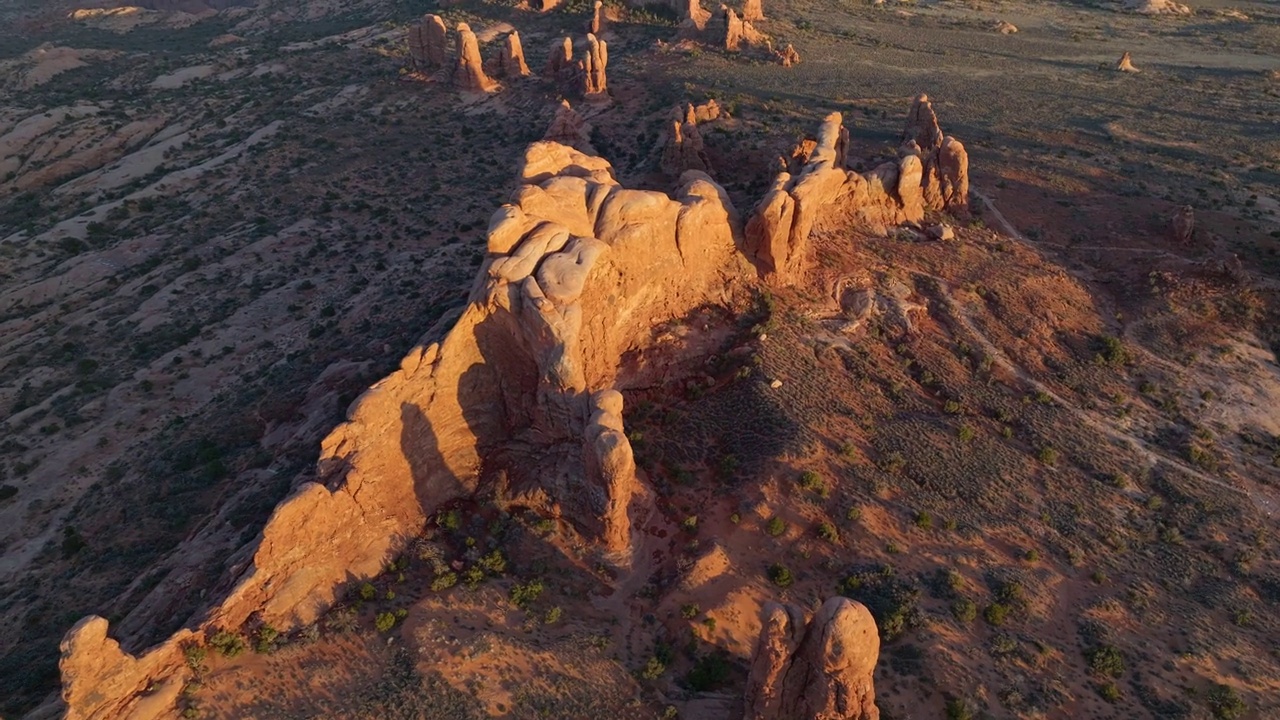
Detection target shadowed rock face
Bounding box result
[454,22,497,92]
[744,597,881,720]
[408,15,449,71]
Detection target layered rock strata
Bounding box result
[744,597,881,720]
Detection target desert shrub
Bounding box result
[509,579,544,609]
[477,550,506,575]
[685,652,731,692]
[252,625,279,654]
[817,522,839,542]
[840,565,921,641]
[945,698,973,720]
[1096,335,1130,366]
[1037,446,1059,466]
[462,566,485,589]
[914,511,933,530]
[358,582,376,601]
[798,470,828,497]
[958,424,975,442]
[638,656,666,680]
[1086,645,1125,678]
[1207,684,1246,719]
[431,571,458,591]
[765,517,787,537]
[681,604,700,619]
[375,611,397,633]
[1024,549,1040,562]
[768,563,794,588]
[182,644,206,672]
[682,516,698,532]
[435,508,461,531]
[951,597,977,623]
[846,506,862,522]
[544,606,563,624]
[1099,682,1121,702]
[209,630,244,658]
[983,603,1009,626]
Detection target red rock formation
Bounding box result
[742,0,764,21]
[545,36,574,78]
[677,0,713,34]
[589,0,605,35]
[747,101,971,284]
[661,115,712,176]
[543,99,594,152]
[453,22,497,92]
[58,139,746,720]
[722,5,768,51]
[744,598,880,720]
[779,43,800,66]
[497,30,531,78]
[581,33,609,100]
[408,14,448,71]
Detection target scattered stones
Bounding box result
[927,223,955,241]
[1116,51,1139,72]
[453,22,497,92]
[769,378,783,388]
[408,14,448,71]
[1172,205,1195,243]
[744,597,881,720]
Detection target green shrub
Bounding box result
[1086,645,1125,678]
[1207,684,1246,719]
[544,606,563,624]
[638,656,666,680]
[1099,682,1121,702]
[1037,446,1059,466]
[951,598,977,622]
[765,517,787,537]
[983,603,1009,626]
[914,511,933,530]
[798,471,828,497]
[684,652,731,691]
[431,571,458,591]
[816,522,839,542]
[462,566,485,589]
[183,644,207,672]
[478,550,507,575]
[681,603,700,619]
[510,579,544,609]
[768,563,794,588]
[958,424,975,442]
[682,516,698,532]
[209,630,244,658]
[252,625,279,654]
[358,582,376,601]
[945,698,973,720]
[375,611,397,633]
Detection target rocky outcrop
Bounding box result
[408,14,448,71]
[1124,0,1192,15]
[544,99,594,152]
[58,139,747,720]
[900,94,969,212]
[1172,205,1195,243]
[778,43,800,66]
[742,0,764,21]
[994,19,1017,33]
[746,99,971,285]
[1117,51,1139,73]
[497,30,531,78]
[722,5,768,51]
[677,0,713,33]
[581,33,609,100]
[589,0,605,35]
[546,36,574,78]
[536,0,563,10]
[744,597,880,720]
[454,22,497,92]
[661,111,712,176]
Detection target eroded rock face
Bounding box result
[742,0,764,21]
[746,100,971,285]
[546,36,574,78]
[660,103,717,176]
[723,5,768,51]
[497,30,531,78]
[58,140,746,720]
[779,43,800,66]
[454,22,497,91]
[581,33,609,100]
[744,597,880,720]
[408,14,448,71]
[677,0,713,33]
[589,0,605,34]
[544,99,594,153]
